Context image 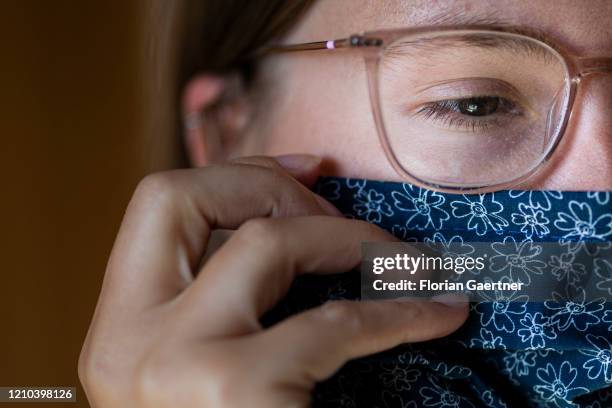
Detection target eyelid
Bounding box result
[407,77,538,119]
[415,77,520,99]
[415,107,502,133]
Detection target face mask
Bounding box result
[275,177,612,407]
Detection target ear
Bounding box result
[181,74,249,167]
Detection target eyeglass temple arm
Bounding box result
[259,35,383,55]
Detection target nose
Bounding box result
[576,57,612,76]
[526,61,612,191]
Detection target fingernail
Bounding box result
[275,154,322,171]
[315,195,344,217]
[431,293,469,308]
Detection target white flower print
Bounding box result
[431,361,472,379]
[398,350,430,366]
[391,225,418,242]
[424,233,476,259]
[475,277,528,333]
[391,184,450,230]
[378,363,420,391]
[425,233,476,280]
[554,200,612,246]
[594,258,612,296]
[517,312,557,349]
[511,202,550,238]
[548,251,586,287]
[420,374,475,408]
[481,390,508,408]
[588,191,610,205]
[353,188,393,223]
[579,334,612,382]
[603,309,612,329]
[451,194,509,236]
[534,361,589,405]
[544,288,603,331]
[316,179,341,201]
[490,237,546,285]
[346,178,366,191]
[509,190,563,211]
[503,350,537,377]
[378,391,417,408]
[470,328,506,349]
[559,237,611,258]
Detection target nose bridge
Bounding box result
[575,57,612,77]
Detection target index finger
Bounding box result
[101,157,337,311]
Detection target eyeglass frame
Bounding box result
[259,24,612,194]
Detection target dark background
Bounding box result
[1,2,151,406]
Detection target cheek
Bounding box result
[519,76,612,191]
[255,54,400,180]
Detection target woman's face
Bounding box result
[233,0,612,191]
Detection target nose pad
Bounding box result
[575,57,612,76]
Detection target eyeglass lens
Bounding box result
[377,30,570,188]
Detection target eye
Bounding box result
[415,95,524,132]
[456,97,500,116]
[427,96,520,118]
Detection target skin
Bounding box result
[80,1,612,406]
[240,0,612,188]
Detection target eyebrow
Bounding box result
[383,29,557,64]
[421,10,559,48]
[260,8,564,66]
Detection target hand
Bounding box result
[79,155,468,407]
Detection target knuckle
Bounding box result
[136,351,171,399]
[194,347,247,406]
[135,346,200,405]
[136,172,174,195]
[352,218,382,232]
[202,360,240,404]
[318,301,365,332]
[237,218,285,253]
[133,171,181,207]
[353,219,395,240]
[397,301,423,322]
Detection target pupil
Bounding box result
[458,97,499,116]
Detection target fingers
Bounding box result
[177,216,396,337]
[254,298,468,384]
[231,156,340,215]
[232,155,323,188]
[102,156,338,311]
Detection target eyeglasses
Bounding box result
[263,25,612,194]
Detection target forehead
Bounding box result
[288,0,612,55]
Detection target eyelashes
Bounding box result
[415,96,524,132]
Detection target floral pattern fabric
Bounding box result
[263,177,612,408]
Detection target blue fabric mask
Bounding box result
[264,177,612,408]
